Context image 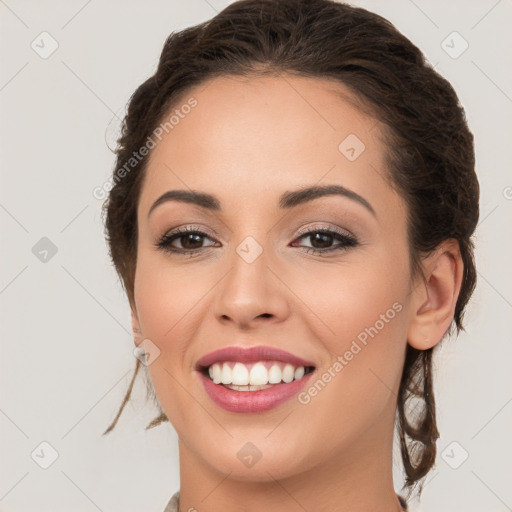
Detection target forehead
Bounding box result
[139,73,400,218]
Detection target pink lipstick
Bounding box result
[195,345,316,413]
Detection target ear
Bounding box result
[407,239,464,350]
[131,308,143,347]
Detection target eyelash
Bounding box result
[155,225,359,256]
[294,226,358,255]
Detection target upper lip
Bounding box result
[195,345,316,369]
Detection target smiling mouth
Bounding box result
[198,361,316,391]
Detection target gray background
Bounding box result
[0,1,511,511]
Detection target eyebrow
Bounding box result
[148,184,376,218]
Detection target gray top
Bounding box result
[162,490,409,511]
[162,490,180,512]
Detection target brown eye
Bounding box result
[292,227,358,255]
[177,233,205,250]
[155,227,217,254]
[307,232,335,249]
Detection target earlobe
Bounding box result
[407,240,464,351]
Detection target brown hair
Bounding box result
[101,0,479,500]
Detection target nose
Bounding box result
[212,242,290,330]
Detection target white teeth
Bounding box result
[221,364,232,385]
[206,361,309,387]
[231,362,249,385]
[210,363,222,384]
[282,364,295,383]
[249,362,269,385]
[225,383,275,392]
[268,364,282,384]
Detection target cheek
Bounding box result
[294,268,408,442]
[133,248,207,338]
[132,253,206,393]
[300,246,410,394]
[133,253,208,422]
[297,241,409,340]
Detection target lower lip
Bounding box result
[196,369,315,413]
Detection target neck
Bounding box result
[177,401,403,512]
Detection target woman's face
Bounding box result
[133,74,417,480]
